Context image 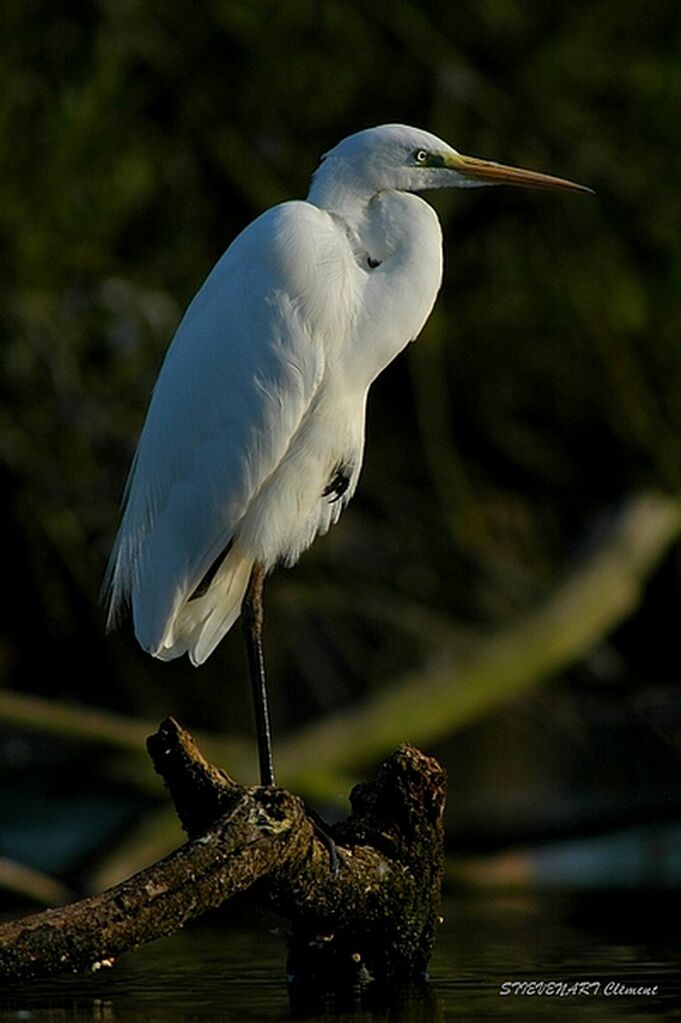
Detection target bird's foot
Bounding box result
[307,809,343,876]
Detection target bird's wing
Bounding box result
[105,200,352,654]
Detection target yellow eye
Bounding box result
[414,149,428,164]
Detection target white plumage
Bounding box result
[105,123,588,672]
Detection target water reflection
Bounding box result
[1,890,679,1021]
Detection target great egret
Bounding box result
[105,124,589,785]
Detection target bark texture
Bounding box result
[0,719,445,985]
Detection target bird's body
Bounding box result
[107,133,445,664]
[105,124,588,781]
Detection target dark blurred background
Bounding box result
[2,0,681,897]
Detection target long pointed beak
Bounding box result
[446,152,593,194]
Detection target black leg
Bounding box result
[241,562,275,786]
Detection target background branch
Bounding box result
[2,492,678,812]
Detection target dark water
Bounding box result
[1,890,679,1021]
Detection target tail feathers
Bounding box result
[146,550,254,666]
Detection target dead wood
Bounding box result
[0,718,445,986]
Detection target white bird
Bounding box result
[104,124,589,785]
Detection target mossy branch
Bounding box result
[0,721,446,985]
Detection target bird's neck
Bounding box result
[307,159,374,234]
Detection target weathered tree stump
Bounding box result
[0,719,446,986]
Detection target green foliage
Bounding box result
[1,0,680,732]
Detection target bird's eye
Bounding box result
[414,149,429,165]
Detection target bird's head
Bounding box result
[308,123,591,215]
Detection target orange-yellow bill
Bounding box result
[446,152,593,194]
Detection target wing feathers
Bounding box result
[105,201,344,661]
